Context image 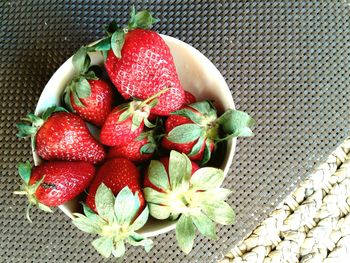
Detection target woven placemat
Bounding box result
[1,1,350,262]
[222,137,350,262]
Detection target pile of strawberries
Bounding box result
[15,7,255,259]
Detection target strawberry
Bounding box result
[162,101,255,164]
[143,150,235,254]
[86,158,145,214]
[184,91,196,105]
[100,89,167,147]
[91,7,185,116]
[14,161,95,221]
[17,106,106,163]
[63,47,114,127]
[107,130,158,162]
[73,184,153,259]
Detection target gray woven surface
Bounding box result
[1,1,350,262]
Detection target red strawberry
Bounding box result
[86,158,145,213]
[14,161,95,220]
[161,101,255,163]
[184,91,196,105]
[100,89,167,147]
[67,79,113,127]
[104,28,185,115]
[107,130,157,162]
[17,106,106,164]
[143,156,199,192]
[64,47,114,127]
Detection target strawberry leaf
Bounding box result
[189,101,216,117]
[128,6,159,30]
[192,211,217,240]
[190,168,224,190]
[176,215,196,254]
[84,70,98,80]
[201,140,212,164]
[169,151,191,190]
[188,135,205,157]
[63,90,74,112]
[75,77,91,99]
[37,203,53,213]
[140,143,156,154]
[112,241,125,258]
[217,109,255,138]
[88,37,111,51]
[201,200,235,225]
[118,109,132,122]
[72,47,90,73]
[82,203,106,226]
[148,160,170,191]
[131,113,143,131]
[72,213,102,234]
[172,108,202,124]
[148,203,171,220]
[111,29,125,59]
[128,232,153,252]
[92,236,114,258]
[130,206,149,231]
[72,90,85,107]
[41,105,68,120]
[16,124,37,138]
[143,117,156,129]
[167,124,202,143]
[194,188,232,202]
[114,186,135,225]
[143,187,169,205]
[95,183,116,223]
[18,161,31,184]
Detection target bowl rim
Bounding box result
[33,34,236,238]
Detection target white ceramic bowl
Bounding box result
[33,35,236,237]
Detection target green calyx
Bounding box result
[13,161,53,222]
[117,88,169,131]
[136,130,157,155]
[144,150,235,254]
[72,184,152,259]
[168,100,255,163]
[16,106,67,149]
[88,5,159,59]
[64,47,99,111]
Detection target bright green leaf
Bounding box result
[191,211,217,239]
[37,203,53,213]
[88,37,111,52]
[140,143,156,154]
[172,108,202,124]
[82,203,105,226]
[169,151,192,190]
[176,215,196,254]
[128,233,154,252]
[167,124,202,143]
[218,109,255,137]
[72,214,101,234]
[18,161,32,184]
[190,167,224,190]
[118,109,131,122]
[189,101,216,116]
[131,113,143,131]
[201,200,235,225]
[148,203,171,220]
[112,240,125,258]
[114,186,136,225]
[130,206,149,231]
[111,30,125,59]
[188,135,205,157]
[72,90,84,107]
[128,6,159,30]
[143,187,169,205]
[72,47,90,73]
[95,184,116,223]
[91,236,114,258]
[201,139,213,164]
[76,77,91,99]
[148,160,170,191]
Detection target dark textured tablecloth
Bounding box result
[1,1,350,262]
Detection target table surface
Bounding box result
[1,1,350,262]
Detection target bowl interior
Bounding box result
[34,35,236,238]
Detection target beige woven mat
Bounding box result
[221,138,350,263]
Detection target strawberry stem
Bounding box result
[136,87,170,110]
